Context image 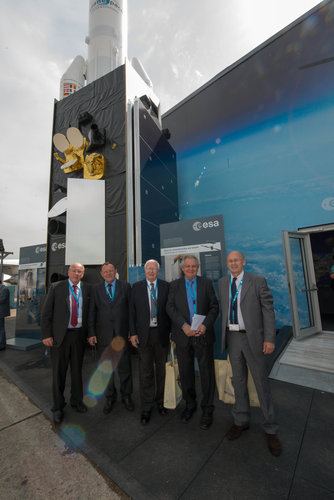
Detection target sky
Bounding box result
[0,0,321,259]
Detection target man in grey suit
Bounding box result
[219,250,281,456]
[88,262,134,414]
[41,263,91,424]
[0,279,10,350]
[166,255,219,430]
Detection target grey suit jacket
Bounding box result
[41,279,91,348]
[219,272,276,355]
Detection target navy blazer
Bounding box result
[88,279,131,346]
[130,278,171,348]
[166,275,219,348]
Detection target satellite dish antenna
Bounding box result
[48,197,68,217]
[61,159,77,170]
[67,127,84,148]
[53,133,70,152]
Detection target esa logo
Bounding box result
[51,242,66,252]
[192,220,219,231]
[35,246,46,254]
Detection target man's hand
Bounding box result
[182,324,196,337]
[263,341,275,355]
[87,336,97,347]
[130,335,139,348]
[42,337,54,347]
[195,324,207,337]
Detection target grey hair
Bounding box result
[181,254,199,267]
[144,259,160,270]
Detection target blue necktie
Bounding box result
[230,278,238,324]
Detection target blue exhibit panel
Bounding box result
[162,2,334,327]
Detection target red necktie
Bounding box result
[71,285,78,327]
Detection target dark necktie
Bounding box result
[230,278,238,324]
[108,283,112,300]
[71,285,78,327]
[150,282,156,319]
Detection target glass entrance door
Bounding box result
[282,231,322,339]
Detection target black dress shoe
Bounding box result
[158,404,167,415]
[200,413,213,430]
[267,434,282,456]
[53,410,64,424]
[181,406,197,423]
[226,424,249,440]
[141,411,151,425]
[103,398,115,414]
[71,402,88,413]
[122,395,135,411]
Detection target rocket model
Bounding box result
[86,0,127,84]
[60,0,127,97]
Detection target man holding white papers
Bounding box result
[166,255,219,430]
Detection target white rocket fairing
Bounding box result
[59,56,86,99]
[85,0,127,84]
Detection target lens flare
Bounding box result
[111,336,125,352]
[87,359,113,397]
[60,424,86,450]
[194,166,207,188]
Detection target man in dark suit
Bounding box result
[41,263,90,424]
[219,250,281,456]
[166,254,219,430]
[88,262,134,414]
[130,259,171,425]
[0,279,10,350]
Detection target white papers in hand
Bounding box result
[191,314,206,331]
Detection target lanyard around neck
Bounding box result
[106,281,116,302]
[230,276,242,321]
[185,279,197,314]
[69,283,80,307]
[147,281,157,315]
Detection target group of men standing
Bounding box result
[41,251,281,457]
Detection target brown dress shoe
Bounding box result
[267,434,282,456]
[226,424,249,440]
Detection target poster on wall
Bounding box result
[16,244,46,339]
[160,215,226,283]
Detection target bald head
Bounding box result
[226,251,246,277]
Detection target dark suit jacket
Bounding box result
[130,279,171,348]
[219,271,276,355]
[166,276,219,348]
[88,280,131,346]
[0,284,10,318]
[40,280,91,348]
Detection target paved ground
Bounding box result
[1,316,334,500]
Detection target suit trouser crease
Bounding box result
[227,331,278,434]
[51,329,84,410]
[176,339,215,414]
[98,343,133,400]
[138,328,168,411]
